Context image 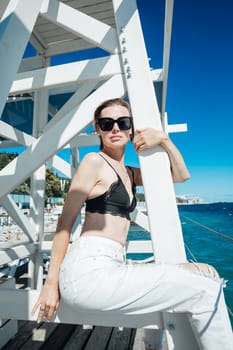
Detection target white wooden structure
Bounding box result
[0,1,198,348]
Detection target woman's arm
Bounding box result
[32,153,100,322]
[133,128,190,184]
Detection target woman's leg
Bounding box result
[142,262,232,350]
[60,238,232,350]
[177,262,232,350]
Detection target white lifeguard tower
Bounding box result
[0,1,199,348]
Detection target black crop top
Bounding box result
[85,154,137,220]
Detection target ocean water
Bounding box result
[127,202,233,325]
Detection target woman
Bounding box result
[32,98,232,349]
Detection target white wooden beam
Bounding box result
[0,195,36,242]
[10,55,121,94]
[126,240,153,254]
[18,56,46,73]
[49,136,99,179]
[49,155,74,179]
[0,120,35,146]
[29,89,49,290]
[0,140,20,148]
[113,0,197,346]
[0,243,35,266]
[163,112,187,134]
[44,80,100,132]
[45,37,95,57]
[41,239,154,256]
[0,75,125,198]
[166,123,187,133]
[161,0,174,117]
[0,288,163,328]
[0,0,44,116]
[0,0,11,20]
[130,208,149,232]
[113,0,186,263]
[151,68,163,82]
[40,0,118,54]
[30,30,47,55]
[72,133,99,148]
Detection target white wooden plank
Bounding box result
[41,240,153,255]
[10,55,121,94]
[0,120,35,146]
[73,133,99,147]
[30,30,47,55]
[0,289,163,328]
[0,75,125,199]
[166,124,187,133]
[43,31,76,41]
[45,37,95,56]
[161,0,174,117]
[0,243,36,266]
[151,68,163,82]
[49,155,74,179]
[0,0,44,116]
[126,240,153,254]
[0,140,20,148]
[18,56,46,73]
[40,0,118,53]
[64,0,111,9]
[30,90,49,290]
[130,208,149,232]
[68,1,113,16]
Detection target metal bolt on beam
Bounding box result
[167,323,175,331]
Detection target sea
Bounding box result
[127,202,233,326]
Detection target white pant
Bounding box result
[59,236,233,349]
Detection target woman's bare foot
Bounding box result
[179,262,220,280]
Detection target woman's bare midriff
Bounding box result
[81,211,130,246]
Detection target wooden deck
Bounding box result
[1,266,145,350]
[2,320,139,350]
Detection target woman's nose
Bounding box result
[112,121,120,132]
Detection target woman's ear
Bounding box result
[94,121,99,134]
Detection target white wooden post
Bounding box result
[113,0,199,348]
[69,142,83,241]
[113,0,186,264]
[29,89,48,289]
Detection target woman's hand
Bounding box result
[32,281,60,323]
[133,128,190,182]
[133,128,167,152]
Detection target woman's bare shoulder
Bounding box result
[82,152,102,164]
[71,153,103,188]
[80,152,104,171]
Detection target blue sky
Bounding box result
[4,0,233,203]
[57,0,233,203]
[136,0,233,202]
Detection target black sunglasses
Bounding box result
[97,116,133,131]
